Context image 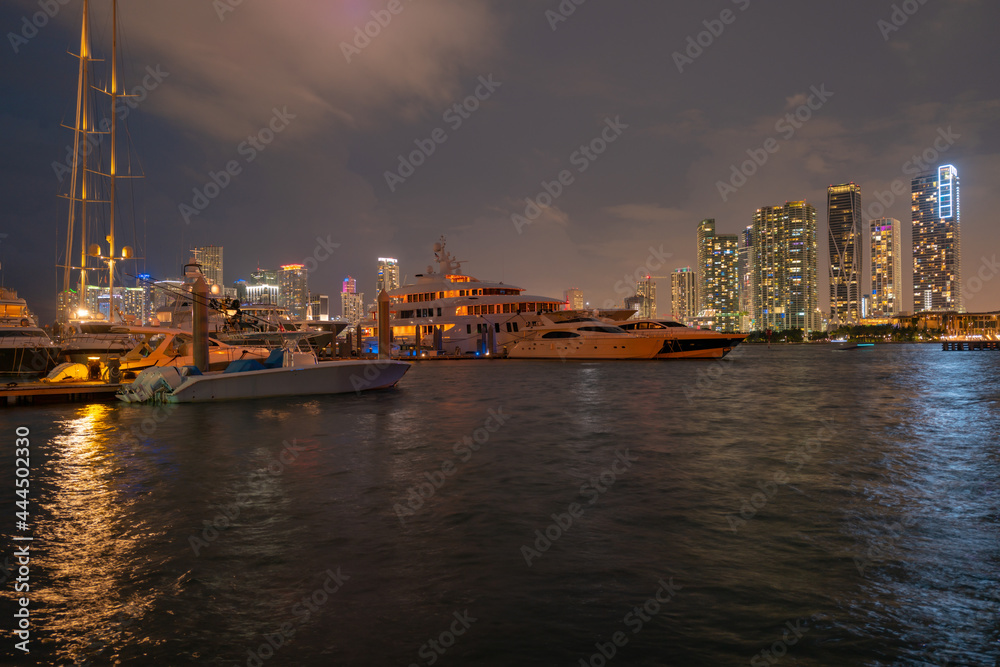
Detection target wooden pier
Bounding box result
[942,340,1000,351]
[1,381,123,406]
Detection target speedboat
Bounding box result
[117,344,410,403]
[0,287,61,375]
[506,316,662,359]
[615,318,747,359]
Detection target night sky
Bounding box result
[3,0,999,324]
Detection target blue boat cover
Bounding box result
[224,359,266,373]
[263,348,284,368]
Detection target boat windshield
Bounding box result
[576,326,626,334]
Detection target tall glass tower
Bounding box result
[912,165,962,312]
[870,218,902,316]
[827,183,862,324]
[753,201,819,332]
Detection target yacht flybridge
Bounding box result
[384,238,565,356]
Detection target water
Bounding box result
[1,344,998,666]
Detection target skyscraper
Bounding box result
[341,276,364,325]
[696,219,740,331]
[738,225,754,330]
[696,219,715,314]
[193,245,224,285]
[753,201,820,332]
[278,264,309,319]
[636,277,656,319]
[912,165,962,312]
[827,183,862,324]
[871,218,902,317]
[247,267,279,305]
[377,258,400,294]
[671,267,697,324]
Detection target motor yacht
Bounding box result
[506,316,663,359]
[0,288,61,376]
[384,238,565,356]
[615,318,747,359]
[118,326,272,373]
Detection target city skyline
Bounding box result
[1,1,998,325]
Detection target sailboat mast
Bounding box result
[108,0,118,319]
[62,0,89,298]
[78,0,90,314]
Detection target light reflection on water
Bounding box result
[0,345,997,665]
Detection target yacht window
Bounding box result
[437,308,442,316]
[467,325,472,334]
[577,326,625,334]
[494,323,500,333]
[512,322,519,332]
[542,331,580,339]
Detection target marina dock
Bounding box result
[942,340,1000,351]
[1,380,123,406]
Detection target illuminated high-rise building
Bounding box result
[193,245,224,286]
[377,258,400,294]
[342,275,356,295]
[671,267,697,324]
[247,268,279,305]
[753,201,820,332]
[696,219,740,331]
[565,288,584,310]
[636,277,656,319]
[871,218,902,317]
[827,183,863,324]
[278,264,308,319]
[738,225,754,330]
[912,165,962,312]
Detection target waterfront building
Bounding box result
[341,276,364,325]
[671,267,698,324]
[827,183,863,325]
[636,277,656,319]
[738,225,754,330]
[278,264,309,319]
[309,294,330,321]
[565,288,584,310]
[377,258,401,294]
[753,201,820,332]
[696,219,740,332]
[912,165,963,312]
[871,218,902,317]
[193,245,224,285]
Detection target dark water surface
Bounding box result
[1,344,999,666]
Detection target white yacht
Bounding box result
[118,341,410,404]
[507,315,663,360]
[384,238,565,356]
[615,318,748,359]
[58,319,138,363]
[0,288,61,376]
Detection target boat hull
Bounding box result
[652,336,747,359]
[0,346,62,376]
[163,359,410,403]
[508,337,662,360]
